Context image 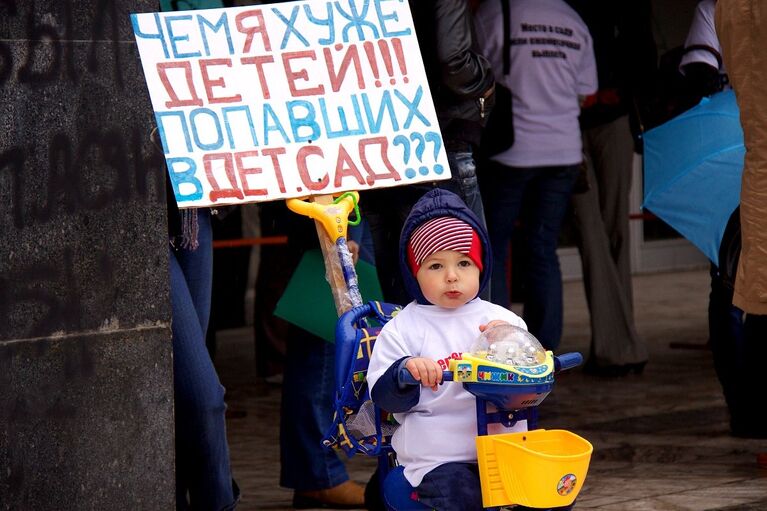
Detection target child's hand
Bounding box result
[405,357,443,391]
[479,320,509,332]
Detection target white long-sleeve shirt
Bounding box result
[366,298,527,487]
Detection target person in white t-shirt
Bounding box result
[679,0,726,82]
[679,0,729,106]
[366,188,529,510]
[473,0,597,351]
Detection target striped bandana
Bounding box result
[407,216,483,275]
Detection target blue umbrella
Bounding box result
[642,89,744,266]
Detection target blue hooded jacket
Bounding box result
[399,188,493,305]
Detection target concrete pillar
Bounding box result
[0,2,175,509]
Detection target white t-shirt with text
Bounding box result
[475,0,597,168]
[366,299,527,487]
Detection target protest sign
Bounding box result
[131,0,450,208]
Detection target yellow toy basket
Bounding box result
[476,429,593,508]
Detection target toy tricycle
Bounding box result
[398,323,592,509]
[325,305,592,511]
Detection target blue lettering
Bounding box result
[190,108,224,151]
[287,100,321,143]
[263,104,291,145]
[198,12,234,57]
[155,111,193,154]
[319,96,366,138]
[273,5,309,49]
[396,86,430,129]
[375,0,411,37]
[131,13,169,59]
[167,157,203,202]
[304,3,335,45]
[335,0,379,43]
[222,106,259,149]
[362,91,398,133]
[165,15,201,59]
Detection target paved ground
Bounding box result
[214,269,767,510]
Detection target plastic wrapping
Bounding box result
[323,237,364,315]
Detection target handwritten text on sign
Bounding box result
[131,0,450,208]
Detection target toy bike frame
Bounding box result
[398,352,588,510]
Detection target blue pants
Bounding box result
[415,462,574,511]
[170,209,239,510]
[280,329,349,490]
[709,265,767,438]
[482,163,579,350]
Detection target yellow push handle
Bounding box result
[286,191,360,241]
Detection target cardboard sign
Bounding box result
[131,0,450,208]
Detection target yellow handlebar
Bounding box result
[286,192,359,241]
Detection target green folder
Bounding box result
[274,249,384,343]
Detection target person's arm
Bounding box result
[434,0,495,99]
[370,356,421,413]
[681,61,722,99]
[367,318,421,413]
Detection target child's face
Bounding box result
[415,249,480,308]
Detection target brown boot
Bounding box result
[293,480,366,509]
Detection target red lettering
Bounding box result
[283,51,325,97]
[157,61,203,108]
[241,55,275,99]
[296,146,329,191]
[324,44,365,92]
[235,9,271,52]
[358,137,401,185]
[200,58,241,104]
[333,144,366,187]
[234,150,266,197]
[203,152,244,202]
[261,147,288,193]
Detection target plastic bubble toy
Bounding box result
[470,324,547,367]
[446,324,557,410]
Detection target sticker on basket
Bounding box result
[456,363,473,381]
[557,474,577,495]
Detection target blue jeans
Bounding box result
[440,148,487,227]
[482,162,579,350]
[170,209,239,510]
[280,329,349,490]
[415,462,574,511]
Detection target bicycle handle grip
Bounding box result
[398,368,453,386]
[554,352,583,372]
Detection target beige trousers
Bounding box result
[717,0,767,314]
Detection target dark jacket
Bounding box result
[398,189,492,305]
[566,0,657,130]
[409,0,495,148]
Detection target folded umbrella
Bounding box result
[642,89,744,266]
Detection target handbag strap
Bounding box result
[501,0,511,76]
